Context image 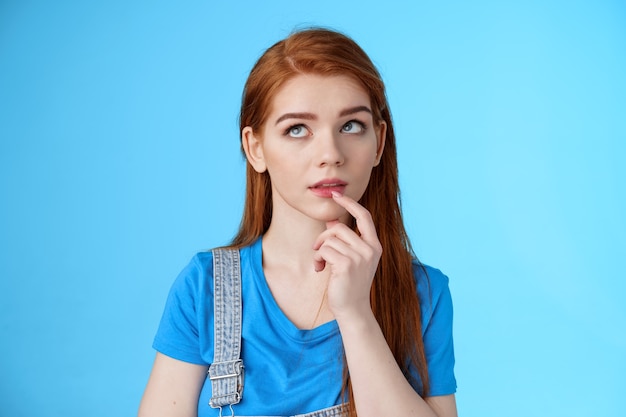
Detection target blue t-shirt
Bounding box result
[153,237,456,416]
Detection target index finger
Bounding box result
[330,191,378,243]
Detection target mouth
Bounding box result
[309,179,347,198]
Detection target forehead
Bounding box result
[268,74,371,117]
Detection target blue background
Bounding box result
[1,1,624,416]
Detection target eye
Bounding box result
[285,124,309,138]
[341,120,366,134]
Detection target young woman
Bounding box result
[138,28,457,417]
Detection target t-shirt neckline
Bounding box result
[247,237,339,342]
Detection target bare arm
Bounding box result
[314,192,457,417]
[338,309,457,417]
[138,353,208,417]
[426,395,458,417]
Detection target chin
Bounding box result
[313,208,351,224]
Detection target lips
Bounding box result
[309,179,347,198]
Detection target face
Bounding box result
[242,74,386,224]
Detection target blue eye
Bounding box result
[341,120,365,134]
[286,124,308,138]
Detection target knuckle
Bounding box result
[374,242,382,255]
[360,209,373,222]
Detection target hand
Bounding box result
[312,192,382,319]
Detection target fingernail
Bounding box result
[331,191,342,198]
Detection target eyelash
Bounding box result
[341,119,367,133]
[283,124,308,137]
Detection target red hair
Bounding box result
[231,28,429,414]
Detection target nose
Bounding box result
[316,130,345,167]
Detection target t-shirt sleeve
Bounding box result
[417,265,457,396]
[152,254,212,365]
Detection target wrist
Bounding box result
[334,304,378,335]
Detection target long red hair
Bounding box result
[231,28,429,414]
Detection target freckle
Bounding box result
[173,401,177,405]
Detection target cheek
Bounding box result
[265,152,293,172]
[264,156,300,187]
[354,143,379,165]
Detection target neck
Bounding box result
[260,194,352,276]
[262,217,326,275]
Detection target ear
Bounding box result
[374,120,387,166]
[242,126,267,173]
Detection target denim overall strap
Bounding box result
[293,403,349,417]
[249,403,348,417]
[208,248,244,410]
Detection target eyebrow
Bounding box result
[339,105,372,117]
[275,112,316,125]
[274,105,373,125]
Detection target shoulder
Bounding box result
[172,244,256,295]
[190,251,214,273]
[152,251,216,364]
[159,251,217,315]
[411,260,454,331]
[169,251,215,294]
[413,262,449,285]
[412,261,450,303]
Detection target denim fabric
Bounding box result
[209,249,244,408]
[293,403,348,417]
